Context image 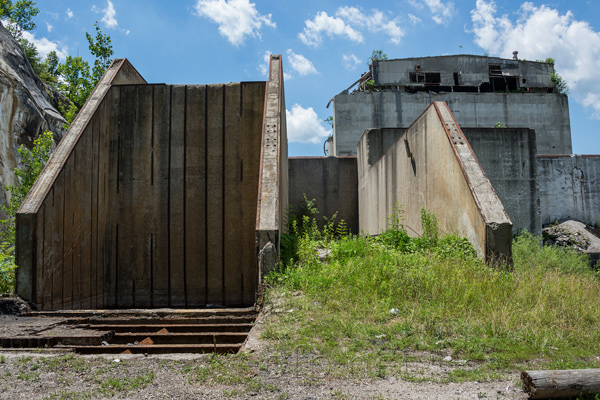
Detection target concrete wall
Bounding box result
[16,59,266,309]
[256,55,288,280]
[463,128,540,234]
[333,91,570,156]
[358,102,512,262]
[538,155,600,226]
[373,56,555,88]
[288,157,358,233]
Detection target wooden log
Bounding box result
[521,369,600,399]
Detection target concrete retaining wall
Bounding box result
[16,59,267,309]
[463,128,540,234]
[358,102,512,262]
[288,157,358,233]
[333,91,570,156]
[538,155,600,227]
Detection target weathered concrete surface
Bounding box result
[372,55,556,89]
[17,59,267,310]
[463,128,540,235]
[333,90,570,156]
[289,156,358,234]
[0,21,66,219]
[538,155,600,227]
[358,102,512,262]
[257,55,288,281]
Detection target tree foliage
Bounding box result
[368,49,388,66]
[0,0,39,38]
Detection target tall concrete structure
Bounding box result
[16,56,287,310]
[332,55,571,156]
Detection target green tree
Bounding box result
[367,49,388,66]
[0,0,39,39]
[57,23,113,125]
[550,72,568,95]
[1,131,54,244]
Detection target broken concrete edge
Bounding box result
[15,59,145,303]
[256,54,286,281]
[433,101,513,264]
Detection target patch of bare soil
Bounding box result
[0,304,529,400]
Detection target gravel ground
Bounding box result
[0,350,527,400]
[0,304,529,400]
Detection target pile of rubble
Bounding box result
[542,220,600,266]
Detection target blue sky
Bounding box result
[28,0,600,156]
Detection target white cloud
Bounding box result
[21,31,68,60]
[409,0,455,24]
[286,49,317,76]
[286,104,331,144]
[299,7,403,47]
[470,0,600,118]
[408,14,422,25]
[66,9,73,19]
[342,53,361,70]
[195,0,275,46]
[298,11,362,47]
[424,0,455,24]
[45,22,53,32]
[94,0,118,28]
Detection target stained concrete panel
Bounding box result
[538,155,600,227]
[462,128,540,235]
[16,59,267,309]
[358,102,512,262]
[333,91,570,156]
[288,157,358,234]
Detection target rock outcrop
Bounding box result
[0,21,66,218]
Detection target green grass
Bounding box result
[265,217,600,380]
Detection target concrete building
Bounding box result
[332,55,571,156]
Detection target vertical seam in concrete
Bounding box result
[41,205,45,309]
[151,86,155,186]
[115,224,119,307]
[167,85,172,307]
[183,85,188,308]
[150,233,154,308]
[117,88,121,194]
[61,169,66,310]
[89,115,94,308]
[95,116,100,309]
[221,84,226,306]
[204,86,208,306]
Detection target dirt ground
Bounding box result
[0,304,530,400]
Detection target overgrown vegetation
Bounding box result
[266,200,600,380]
[0,131,53,293]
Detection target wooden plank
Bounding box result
[152,84,171,307]
[169,85,186,306]
[41,193,54,311]
[205,84,224,306]
[240,82,265,305]
[34,205,44,306]
[131,85,154,308]
[185,85,207,307]
[115,85,136,308]
[223,83,242,306]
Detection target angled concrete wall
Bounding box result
[538,155,600,227]
[288,156,358,234]
[463,128,540,234]
[358,102,512,262]
[256,55,288,281]
[16,59,268,309]
[333,91,570,156]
